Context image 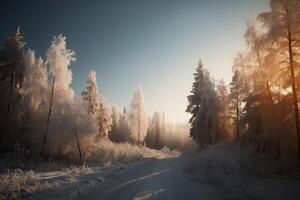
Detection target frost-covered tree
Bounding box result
[19,49,49,152]
[129,86,148,145]
[216,79,233,141]
[224,0,300,159]
[145,112,162,149]
[108,106,120,142]
[97,95,112,139]
[46,35,75,103]
[41,35,75,157]
[229,69,244,142]
[82,70,112,140]
[118,107,130,142]
[82,70,100,120]
[258,0,300,162]
[161,112,166,136]
[23,49,48,112]
[186,61,220,147]
[109,106,133,143]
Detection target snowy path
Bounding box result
[25,152,300,200]
[29,154,215,200]
[82,156,213,200]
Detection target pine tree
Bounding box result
[82,70,101,120]
[0,27,26,153]
[145,112,162,149]
[82,70,112,140]
[118,107,130,142]
[0,27,25,115]
[229,70,243,142]
[109,106,120,142]
[97,95,112,139]
[161,111,166,139]
[216,79,233,141]
[186,61,220,147]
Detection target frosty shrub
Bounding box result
[0,169,49,199]
[64,138,180,165]
[184,143,293,200]
[64,162,94,176]
[184,144,241,186]
[68,139,143,164]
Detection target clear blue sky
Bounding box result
[0,0,269,122]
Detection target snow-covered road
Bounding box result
[82,156,213,200]
[25,151,300,200]
[30,154,215,200]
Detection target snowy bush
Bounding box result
[64,162,94,175]
[85,140,144,164]
[185,144,241,185]
[183,143,290,199]
[64,139,179,165]
[0,169,49,199]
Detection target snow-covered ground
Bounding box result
[2,145,300,200]
[184,144,300,200]
[21,151,216,200]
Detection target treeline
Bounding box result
[187,0,300,163]
[0,28,193,162]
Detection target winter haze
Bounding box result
[0,0,268,122]
[1,0,300,200]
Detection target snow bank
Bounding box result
[184,144,248,200]
[84,140,144,164]
[0,139,180,199]
[184,143,298,200]
[65,139,180,165]
[184,144,300,200]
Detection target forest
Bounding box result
[186,0,300,164]
[0,30,195,165]
[1,0,300,199]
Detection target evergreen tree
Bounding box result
[118,107,130,142]
[0,27,25,115]
[109,106,120,142]
[216,79,233,141]
[145,112,162,149]
[97,95,112,139]
[230,69,243,142]
[82,70,101,120]
[0,27,26,152]
[82,70,112,140]
[186,61,220,147]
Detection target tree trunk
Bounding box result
[287,14,300,164]
[7,64,15,113]
[266,80,274,105]
[138,106,141,146]
[236,90,240,142]
[74,123,83,163]
[241,60,249,96]
[40,77,55,158]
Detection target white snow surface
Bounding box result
[3,146,300,200]
[23,151,216,200]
